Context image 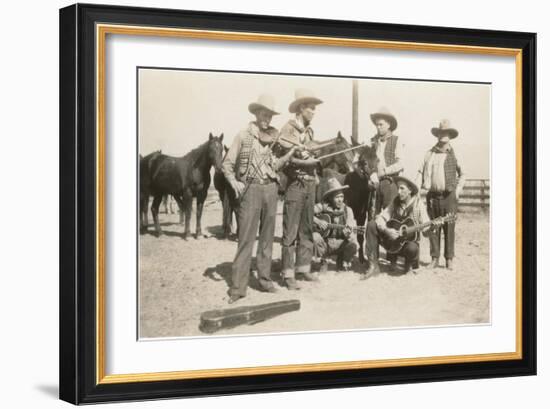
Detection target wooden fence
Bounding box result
[165,178,490,211]
[421,178,489,210]
[458,179,490,209]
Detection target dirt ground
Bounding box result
[139,197,490,338]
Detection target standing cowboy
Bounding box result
[369,107,405,212]
[417,119,466,270]
[363,176,433,279]
[222,94,296,304]
[276,89,323,290]
[313,178,358,273]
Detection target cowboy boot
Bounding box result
[284,277,301,291]
[427,257,439,269]
[336,254,344,272]
[361,260,380,280]
[319,258,329,274]
[446,258,453,270]
[387,254,397,271]
[298,271,320,282]
[228,294,245,304]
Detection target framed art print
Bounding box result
[59,3,536,404]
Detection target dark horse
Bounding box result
[213,145,238,239]
[315,131,356,202]
[343,145,379,263]
[314,134,379,263]
[141,133,224,238]
[139,150,162,233]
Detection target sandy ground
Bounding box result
[139,198,490,338]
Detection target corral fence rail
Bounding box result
[420,178,490,211]
[162,178,490,211]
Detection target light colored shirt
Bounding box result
[416,144,466,193]
[429,151,447,191]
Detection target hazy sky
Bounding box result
[139,68,490,179]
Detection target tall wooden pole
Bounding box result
[351,79,359,145]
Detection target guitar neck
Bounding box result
[327,223,364,231]
[405,216,452,234]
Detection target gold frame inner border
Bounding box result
[95,23,523,385]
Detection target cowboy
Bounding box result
[222,94,296,304]
[313,178,358,273]
[363,176,433,279]
[276,89,323,290]
[369,107,405,212]
[416,119,466,270]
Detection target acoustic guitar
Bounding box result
[380,213,457,254]
[314,213,366,239]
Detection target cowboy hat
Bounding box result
[394,176,419,196]
[431,119,459,139]
[288,89,323,113]
[322,178,349,201]
[248,93,280,116]
[370,107,398,131]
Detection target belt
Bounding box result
[428,190,451,198]
[293,174,316,182]
[248,178,276,185]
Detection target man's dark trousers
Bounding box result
[426,190,457,259]
[376,177,398,213]
[365,220,419,267]
[230,182,278,297]
[282,179,316,278]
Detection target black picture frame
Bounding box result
[59,3,536,405]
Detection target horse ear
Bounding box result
[337,131,343,139]
[224,144,229,153]
[219,133,224,142]
[209,132,213,140]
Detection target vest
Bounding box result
[422,146,458,192]
[372,134,398,167]
[391,196,415,222]
[236,125,278,182]
[442,149,458,191]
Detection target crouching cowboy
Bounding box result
[313,178,359,273]
[362,176,434,279]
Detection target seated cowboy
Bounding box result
[313,178,359,273]
[362,176,434,279]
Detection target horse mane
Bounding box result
[357,144,377,162]
[184,140,209,161]
[316,133,354,173]
[184,139,220,169]
[142,149,162,161]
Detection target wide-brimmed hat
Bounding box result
[248,94,280,116]
[394,176,419,196]
[370,107,398,131]
[322,178,349,200]
[431,119,459,139]
[288,89,323,113]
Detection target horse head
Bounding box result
[207,132,224,172]
[356,145,379,179]
[319,131,354,174]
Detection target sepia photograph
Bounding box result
[138,67,491,338]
